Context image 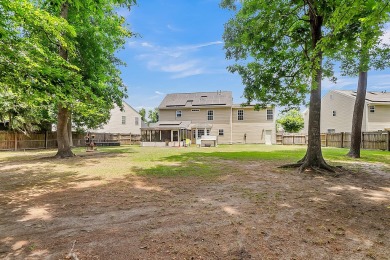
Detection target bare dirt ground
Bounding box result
[0,152,389,259]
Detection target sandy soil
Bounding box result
[0,156,389,259]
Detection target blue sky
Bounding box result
[116,0,390,113]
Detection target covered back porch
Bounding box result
[141,121,192,147]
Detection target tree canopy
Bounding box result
[277,110,304,133]
[1,0,136,157]
[221,0,389,172]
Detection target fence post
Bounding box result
[292,135,295,145]
[325,134,328,147]
[45,131,48,149]
[387,131,390,151]
[14,132,17,151]
[130,133,132,145]
[362,132,364,149]
[341,132,344,148]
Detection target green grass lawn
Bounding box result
[0,144,388,180]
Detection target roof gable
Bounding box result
[334,90,390,103]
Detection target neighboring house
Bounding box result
[92,101,142,134]
[303,90,390,134]
[141,91,276,146]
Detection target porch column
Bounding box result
[149,130,152,142]
[159,131,162,141]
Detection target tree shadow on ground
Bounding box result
[0,149,389,259]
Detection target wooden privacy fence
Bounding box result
[90,133,141,145]
[277,131,390,151]
[276,133,307,145]
[0,131,141,151]
[322,132,390,150]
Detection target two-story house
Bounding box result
[141,91,276,146]
[303,90,390,134]
[92,101,142,134]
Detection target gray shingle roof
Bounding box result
[141,121,192,130]
[336,90,390,103]
[159,91,233,109]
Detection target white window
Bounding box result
[191,109,200,112]
[176,110,182,118]
[135,117,139,125]
[369,105,375,113]
[122,116,126,125]
[206,129,210,135]
[238,110,244,121]
[219,129,224,136]
[332,110,336,116]
[266,109,273,120]
[207,110,214,121]
[198,129,205,137]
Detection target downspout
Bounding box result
[365,101,369,131]
[230,106,233,144]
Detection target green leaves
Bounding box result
[223,0,315,108]
[277,109,304,133]
[0,0,136,132]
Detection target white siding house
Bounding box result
[304,90,390,133]
[141,91,276,146]
[92,101,141,134]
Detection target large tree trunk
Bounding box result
[56,106,74,158]
[347,71,367,158]
[298,5,334,172]
[55,2,74,158]
[68,114,73,147]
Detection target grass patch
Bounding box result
[0,145,388,180]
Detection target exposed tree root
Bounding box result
[54,150,76,159]
[279,158,342,175]
[278,163,304,168]
[297,153,307,164]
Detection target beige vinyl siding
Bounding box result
[232,123,275,144]
[320,91,357,133]
[366,105,390,131]
[160,107,231,124]
[210,123,231,144]
[302,109,309,134]
[92,103,141,134]
[232,107,272,123]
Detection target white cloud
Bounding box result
[380,24,390,45]
[155,91,165,95]
[141,42,154,48]
[128,40,224,78]
[167,24,182,32]
[171,68,204,79]
[160,61,199,73]
[322,76,356,90]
